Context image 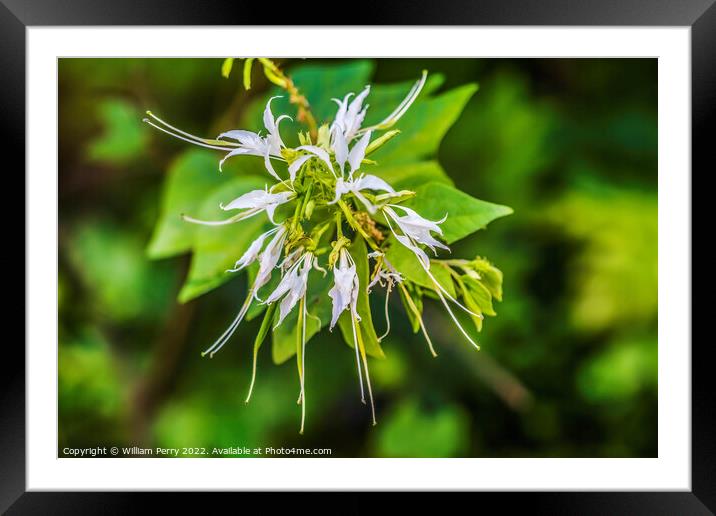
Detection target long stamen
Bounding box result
[431,282,480,351]
[378,286,392,342]
[398,282,437,358]
[384,209,480,319]
[350,313,366,403]
[360,70,428,133]
[355,320,377,425]
[143,118,233,151]
[299,297,308,434]
[181,209,258,226]
[202,294,253,357]
[423,265,481,318]
[146,111,234,147]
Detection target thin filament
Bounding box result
[398,282,437,358]
[143,119,232,151]
[378,287,392,342]
[355,324,377,426]
[351,314,366,403]
[146,111,232,147]
[203,294,253,357]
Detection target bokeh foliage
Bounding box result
[58,58,657,457]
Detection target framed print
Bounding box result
[4,0,710,512]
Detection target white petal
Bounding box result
[219,147,253,172]
[263,151,281,181]
[329,178,350,204]
[296,145,334,174]
[232,230,272,270]
[222,189,270,211]
[217,130,262,147]
[348,131,372,176]
[355,174,394,194]
[263,96,282,135]
[394,232,431,269]
[331,128,349,175]
[288,154,312,182]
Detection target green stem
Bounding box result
[290,199,302,232]
[298,179,314,220]
[337,199,379,251]
[335,210,343,239]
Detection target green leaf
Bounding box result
[271,268,333,365]
[178,175,270,302]
[147,150,225,259]
[383,240,456,298]
[473,257,503,302]
[369,160,453,191]
[371,83,478,164]
[87,99,149,164]
[337,236,385,359]
[465,277,496,316]
[403,182,513,244]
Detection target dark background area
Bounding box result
[58,58,657,458]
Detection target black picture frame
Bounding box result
[4,0,708,512]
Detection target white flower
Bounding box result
[221,188,293,224]
[265,252,314,327]
[201,224,288,359]
[217,96,291,178]
[382,205,448,268]
[143,98,290,180]
[367,251,403,291]
[330,173,395,214]
[331,86,371,142]
[228,226,277,272]
[328,248,360,330]
[329,70,428,145]
[367,251,403,342]
[383,204,481,350]
[228,225,287,291]
[183,187,293,226]
[332,130,372,177]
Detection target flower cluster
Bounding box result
[145,68,502,432]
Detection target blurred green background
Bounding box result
[58,58,657,458]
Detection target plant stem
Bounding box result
[337,199,379,251]
[258,58,318,140]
